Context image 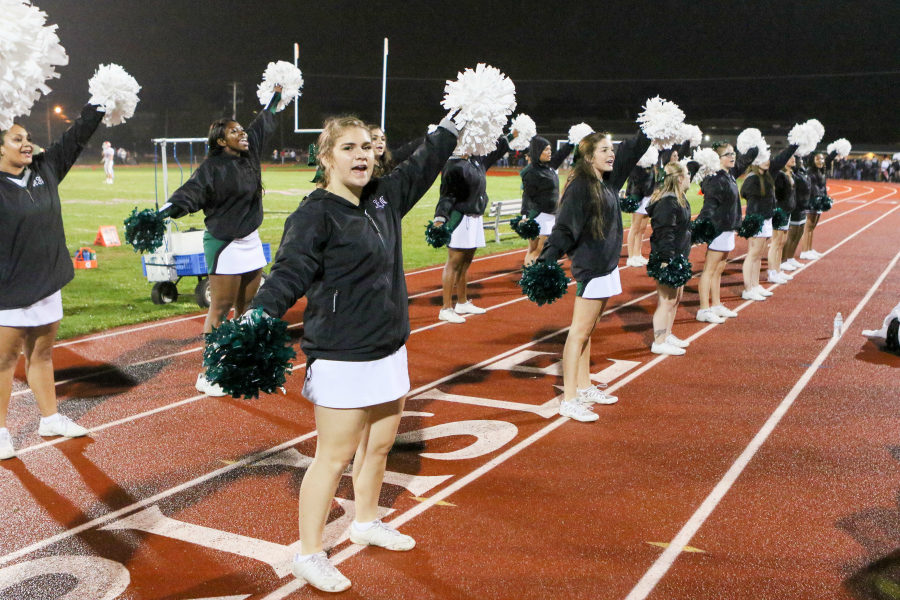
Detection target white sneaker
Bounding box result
[438,307,465,323]
[767,270,787,284]
[196,373,227,397]
[38,415,89,438]
[349,520,415,551]
[626,256,641,267]
[577,385,618,405]
[637,256,649,266]
[666,334,690,348]
[696,308,726,323]
[0,430,14,460]
[788,258,803,268]
[741,289,767,301]
[292,551,351,593]
[781,261,798,271]
[754,286,774,297]
[454,301,486,315]
[780,271,794,280]
[712,304,738,319]
[559,399,599,422]
[651,341,686,356]
[799,251,817,260]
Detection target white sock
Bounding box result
[294,552,318,562]
[0,427,9,435]
[352,519,376,531]
[40,413,60,426]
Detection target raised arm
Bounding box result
[387,119,459,217]
[549,142,574,170]
[41,104,105,181]
[482,135,511,171]
[246,91,281,162]
[391,136,426,166]
[731,146,759,178]
[609,131,652,191]
[768,143,799,174]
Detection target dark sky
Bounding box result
[21,0,900,150]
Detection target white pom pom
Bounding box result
[788,122,818,157]
[0,1,69,129]
[754,143,771,166]
[679,123,703,148]
[893,152,900,161]
[427,124,438,134]
[691,147,722,183]
[87,63,141,126]
[256,60,303,112]
[805,119,825,143]
[636,145,658,168]
[508,113,536,151]
[636,96,685,149]
[442,63,516,156]
[736,128,764,155]
[567,122,594,145]
[827,138,852,159]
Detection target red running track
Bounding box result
[0,180,897,599]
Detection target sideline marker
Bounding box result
[94,225,121,247]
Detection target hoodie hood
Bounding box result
[529,136,551,165]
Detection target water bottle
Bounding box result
[833,312,843,337]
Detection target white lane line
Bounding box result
[4,200,897,579]
[624,242,900,600]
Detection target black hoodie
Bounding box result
[0,104,104,309]
[696,147,759,233]
[521,137,573,215]
[741,144,798,219]
[434,136,510,219]
[251,123,458,362]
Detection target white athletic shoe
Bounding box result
[696,308,726,324]
[666,334,690,348]
[811,249,824,259]
[712,304,738,319]
[292,552,351,592]
[741,289,767,302]
[626,256,641,267]
[651,341,686,356]
[767,270,788,284]
[454,301,486,315]
[559,399,599,422]
[754,286,774,297]
[349,520,415,551]
[38,415,89,438]
[637,256,649,266]
[799,250,817,260]
[0,430,14,460]
[196,373,227,397]
[438,308,466,323]
[577,385,618,405]
[788,258,803,268]
[780,261,798,271]
[780,271,794,280]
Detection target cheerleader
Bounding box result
[624,161,654,267]
[782,154,811,270]
[368,125,423,177]
[0,104,105,459]
[161,87,282,396]
[769,155,796,280]
[646,162,693,355]
[694,143,759,323]
[249,115,459,592]
[739,144,798,300]
[800,151,835,259]
[521,136,573,265]
[539,130,651,422]
[101,140,115,184]
[433,134,512,323]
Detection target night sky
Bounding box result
[18,0,900,151]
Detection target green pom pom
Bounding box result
[518,261,570,306]
[690,218,719,245]
[203,308,296,399]
[620,194,642,213]
[425,221,451,248]
[772,207,789,229]
[738,213,765,238]
[809,195,833,212]
[646,252,693,288]
[511,215,540,240]
[123,207,166,253]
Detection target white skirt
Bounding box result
[535,212,555,236]
[708,230,736,252]
[302,345,410,409]
[634,195,652,216]
[753,218,774,239]
[210,230,267,275]
[789,217,806,227]
[449,215,486,250]
[578,268,622,299]
[0,290,63,327]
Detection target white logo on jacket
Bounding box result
[33,175,45,187]
[372,196,387,209]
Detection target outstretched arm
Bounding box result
[41,104,105,181]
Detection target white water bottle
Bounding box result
[833,312,843,337]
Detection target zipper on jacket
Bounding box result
[332,290,339,313]
[364,209,386,247]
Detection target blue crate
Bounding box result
[172,243,272,277]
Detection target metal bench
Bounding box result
[484,198,523,243]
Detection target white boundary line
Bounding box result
[623,241,900,600]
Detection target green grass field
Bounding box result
[53,164,703,339]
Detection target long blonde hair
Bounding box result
[563,132,612,239]
[747,164,773,195]
[649,162,689,208]
[316,116,369,188]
